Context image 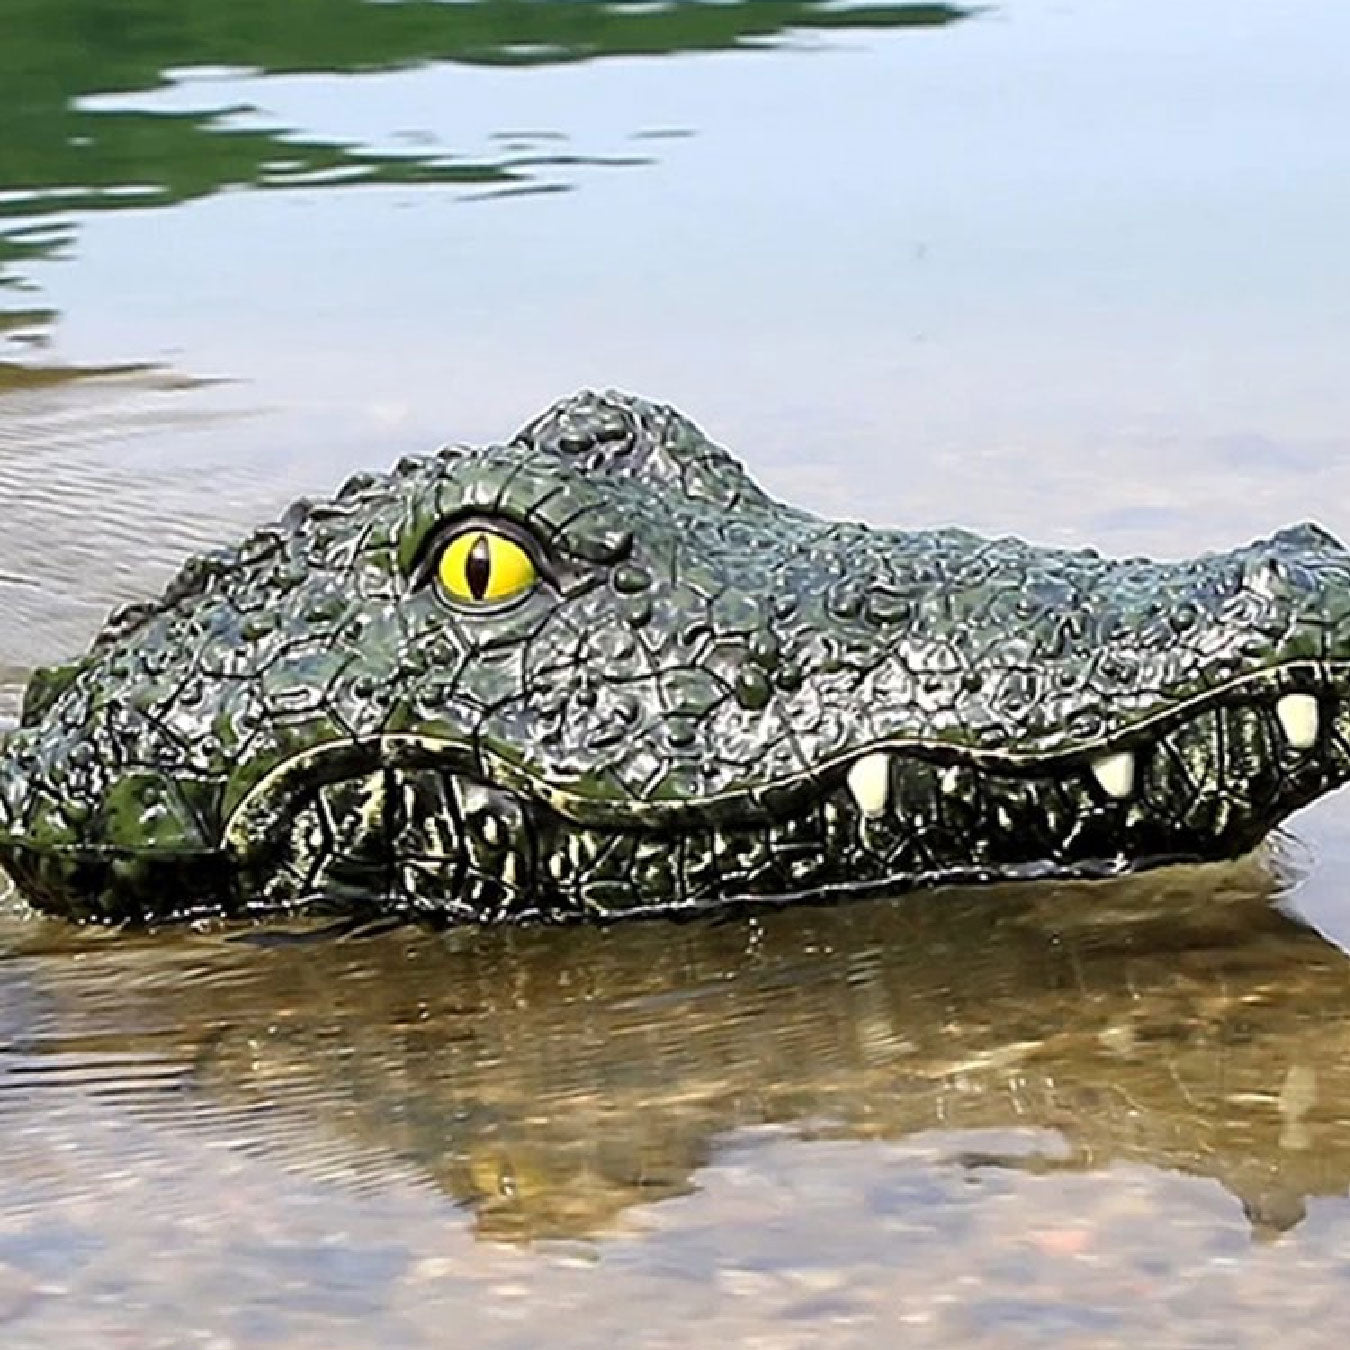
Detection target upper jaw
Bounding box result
[228,657,1339,841]
[481,658,1339,829]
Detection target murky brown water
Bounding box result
[5,854,1350,1345]
[4,0,1350,1342]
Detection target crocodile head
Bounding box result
[3,390,1350,924]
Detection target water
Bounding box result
[2,0,1350,1342]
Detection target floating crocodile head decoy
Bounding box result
[1,391,1348,924]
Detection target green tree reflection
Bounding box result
[0,0,967,357]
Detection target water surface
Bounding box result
[3,0,1350,1343]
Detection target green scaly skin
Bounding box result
[2,391,1349,925]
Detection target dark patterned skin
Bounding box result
[2,390,1350,925]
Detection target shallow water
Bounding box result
[3,0,1350,1343]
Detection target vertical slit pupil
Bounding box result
[466,533,492,600]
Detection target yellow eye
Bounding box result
[436,528,538,605]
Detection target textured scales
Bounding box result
[3,390,1350,925]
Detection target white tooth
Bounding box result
[1277,692,1320,750]
[1091,750,1135,801]
[847,752,891,818]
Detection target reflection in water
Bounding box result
[0,358,155,392]
[5,852,1350,1244]
[0,0,967,355]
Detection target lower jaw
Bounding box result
[232,706,1343,923]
